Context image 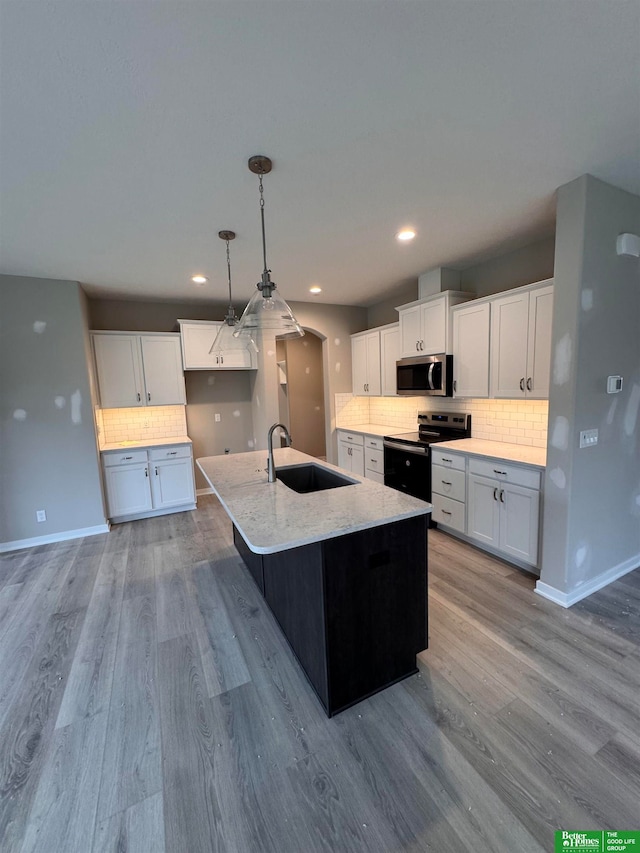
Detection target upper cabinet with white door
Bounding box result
[490,280,554,399]
[397,291,472,358]
[350,322,399,397]
[178,319,257,370]
[92,332,186,408]
[451,300,491,398]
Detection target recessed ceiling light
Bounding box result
[191,274,208,285]
[309,285,322,294]
[396,229,416,242]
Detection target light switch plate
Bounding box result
[579,429,598,448]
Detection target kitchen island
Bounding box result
[197,447,432,716]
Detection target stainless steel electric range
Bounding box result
[383,411,471,505]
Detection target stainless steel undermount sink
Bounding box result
[275,463,358,494]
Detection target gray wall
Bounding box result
[87,297,228,331]
[0,275,106,544]
[459,236,555,296]
[284,333,326,458]
[541,175,640,599]
[366,280,417,327]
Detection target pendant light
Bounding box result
[233,155,304,340]
[209,230,258,356]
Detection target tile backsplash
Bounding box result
[99,405,188,444]
[336,394,548,448]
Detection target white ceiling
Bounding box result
[1,1,638,309]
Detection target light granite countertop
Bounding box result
[197,447,432,554]
[335,424,406,438]
[100,436,192,452]
[434,438,546,468]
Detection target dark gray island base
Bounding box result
[233,514,428,716]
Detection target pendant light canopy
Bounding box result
[233,156,304,341]
[209,230,258,355]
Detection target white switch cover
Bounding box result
[36,509,47,522]
[579,429,598,448]
[214,413,221,422]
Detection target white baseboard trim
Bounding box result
[0,523,111,554]
[535,553,640,607]
[196,487,214,496]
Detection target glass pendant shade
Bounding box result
[210,318,258,355]
[234,285,304,340]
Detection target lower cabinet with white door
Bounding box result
[102,442,196,522]
[336,431,365,476]
[431,446,543,573]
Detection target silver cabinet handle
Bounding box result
[137,392,141,402]
[155,466,158,475]
[220,355,224,364]
[145,467,148,477]
[519,377,525,392]
[442,480,452,487]
[453,379,457,392]
[493,469,507,476]
[167,451,177,456]
[441,457,452,463]
[147,392,151,401]
[493,487,498,501]
[416,341,420,351]
[527,377,532,391]
[420,340,424,351]
[441,509,452,516]
[499,489,505,503]
[122,455,133,461]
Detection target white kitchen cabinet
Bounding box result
[467,457,540,567]
[363,435,385,483]
[490,281,553,399]
[431,449,466,532]
[451,301,491,398]
[102,443,196,522]
[397,291,472,358]
[351,331,381,396]
[92,332,186,408]
[178,319,257,370]
[379,324,400,396]
[336,431,365,476]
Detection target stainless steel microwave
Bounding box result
[396,353,453,396]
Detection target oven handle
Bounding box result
[383,440,429,455]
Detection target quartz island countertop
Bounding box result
[196,447,432,554]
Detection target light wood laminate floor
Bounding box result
[1,495,638,852]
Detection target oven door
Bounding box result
[383,440,432,502]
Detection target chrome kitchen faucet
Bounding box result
[267,423,292,482]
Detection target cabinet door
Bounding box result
[150,458,195,509]
[351,335,369,395]
[526,285,553,399]
[380,325,399,396]
[217,348,255,369]
[337,439,351,471]
[452,302,490,398]
[467,474,500,547]
[180,322,223,369]
[104,463,152,517]
[490,292,529,398]
[350,443,365,477]
[399,306,422,357]
[365,332,381,395]
[140,336,186,405]
[498,481,539,566]
[93,334,144,408]
[420,298,446,354]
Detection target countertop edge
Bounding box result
[434,438,546,469]
[100,436,193,452]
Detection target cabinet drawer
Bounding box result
[365,470,385,485]
[149,444,192,462]
[364,447,384,474]
[432,494,465,533]
[337,431,364,447]
[469,457,540,489]
[103,449,149,467]
[431,449,465,471]
[432,465,466,502]
[364,435,384,451]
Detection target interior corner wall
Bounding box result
[0,275,107,545]
[366,280,417,327]
[540,175,640,600]
[459,236,555,296]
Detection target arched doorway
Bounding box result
[276,330,326,458]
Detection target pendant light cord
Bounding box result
[258,172,269,276]
[225,237,233,310]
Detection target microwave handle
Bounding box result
[427,362,435,390]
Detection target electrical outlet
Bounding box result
[36,509,47,523]
[214,413,221,422]
[143,420,150,429]
[579,429,598,448]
